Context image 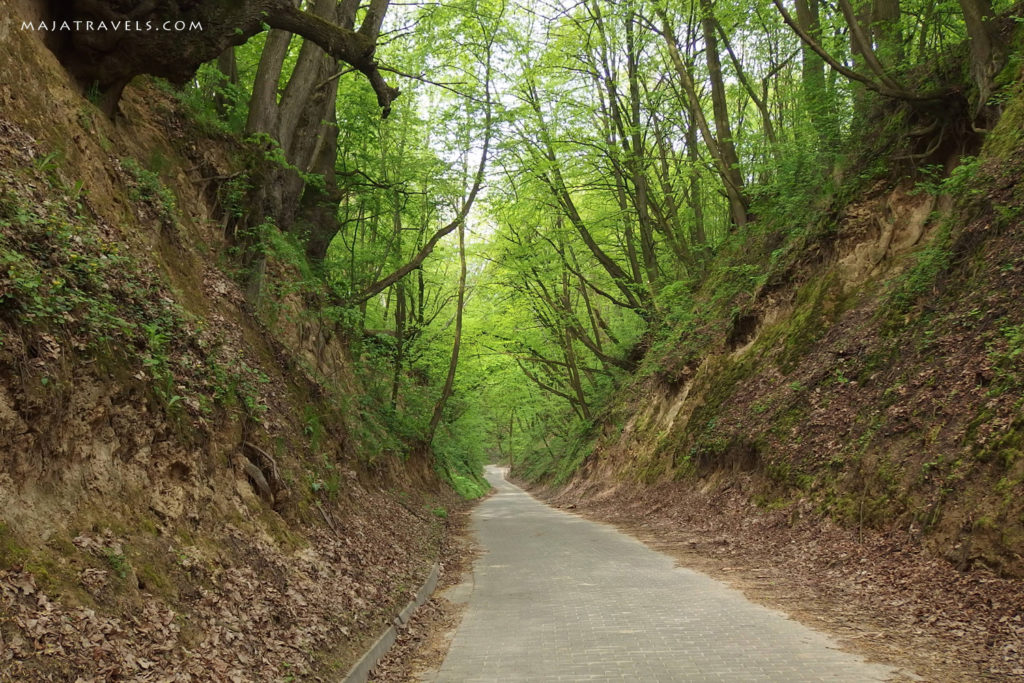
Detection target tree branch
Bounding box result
[266,2,400,116]
[770,0,945,102]
[350,70,494,303]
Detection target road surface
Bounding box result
[428,465,896,682]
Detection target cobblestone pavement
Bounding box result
[429,466,897,682]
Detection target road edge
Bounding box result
[343,563,440,683]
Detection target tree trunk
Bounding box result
[872,0,903,64]
[282,1,345,263]
[794,0,836,146]
[277,0,341,155]
[246,28,293,136]
[699,0,746,226]
[683,115,708,251]
[53,0,398,118]
[713,18,780,161]
[625,11,659,289]
[301,102,344,263]
[772,0,935,102]
[391,280,406,407]
[836,0,903,91]
[560,266,591,419]
[243,0,344,265]
[659,9,749,230]
[958,0,999,110]
[426,220,466,443]
[649,112,695,272]
[214,47,238,116]
[586,7,645,289]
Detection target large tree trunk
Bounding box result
[794,0,837,146]
[280,1,345,260]
[239,0,347,267]
[246,28,293,137]
[49,0,398,118]
[277,0,342,155]
[300,101,345,263]
[958,0,1000,110]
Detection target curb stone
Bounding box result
[342,563,440,683]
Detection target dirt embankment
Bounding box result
[524,43,1024,683]
[0,10,454,681]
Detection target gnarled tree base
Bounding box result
[46,0,397,118]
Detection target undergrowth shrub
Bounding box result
[0,168,267,424]
[120,158,178,227]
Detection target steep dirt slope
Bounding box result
[557,54,1024,577]
[530,39,1024,682]
[0,11,454,681]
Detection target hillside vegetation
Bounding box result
[485,0,1024,580]
[463,0,1024,676]
[0,4,472,679]
[1,0,1024,679]
[535,44,1024,577]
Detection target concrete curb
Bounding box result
[342,563,440,683]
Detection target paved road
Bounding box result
[430,465,896,682]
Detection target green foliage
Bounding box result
[161,63,247,136]
[432,404,493,498]
[220,174,252,221]
[655,281,695,328]
[141,320,183,412]
[304,406,326,451]
[886,220,953,315]
[0,164,269,422]
[104,549,130,580]
[999,324,1024,362]
[912,157,982,200]
[988,323,1024,393]
[753,136,835,231]
[940,156,983,199]
[444,470,489,499]
[308,456,342,499]
[120,157,178,227]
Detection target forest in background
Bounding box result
[0,0,1023,678]
[148,0,1019,494]
[2,0,1020,527]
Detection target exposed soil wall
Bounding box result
[541,66,1024,580]
[0,10,452,680]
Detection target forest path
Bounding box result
[426,465,897,682]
